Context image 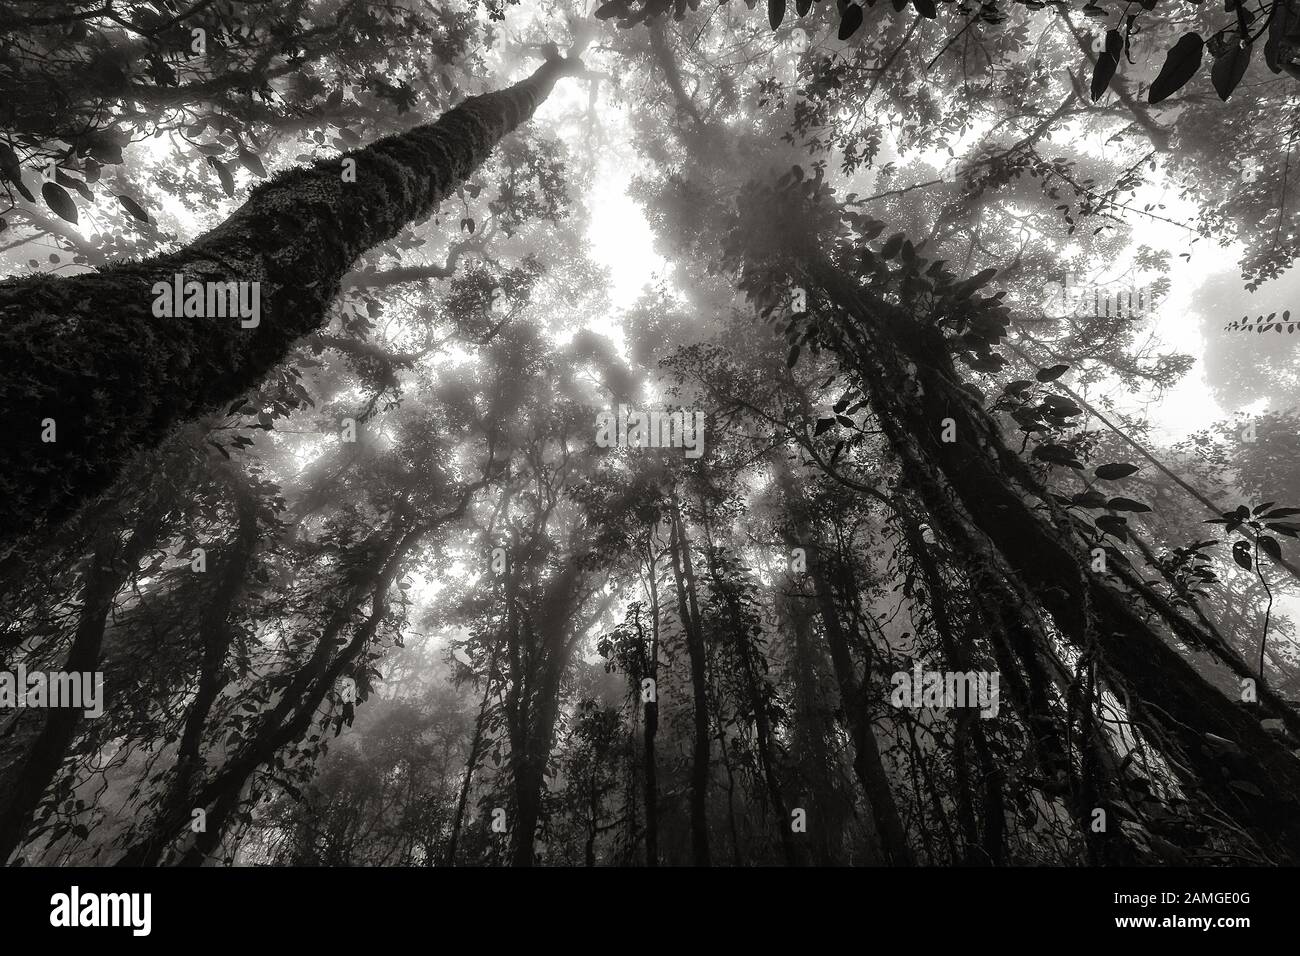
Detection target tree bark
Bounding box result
[667,498,712,865]
[0,512,162,861]
[0,55,579,554]
[803,251,1300,863]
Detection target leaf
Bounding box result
[1264,507,1300,518]
[1095,462,1139,480]
[239,149,267,178]
[1105,28,1123,59]
[1259,535,1282,562]
[1148,33,1204,104]
[971,266,999,288]
[838,2,864,40]
[814,417,836,436]
[1041,394,1082,416]
[1004,379,1034,395]
[797,0,812,14]
[1091,52,1119,101]
[1071,489,1109,509]
[787,344,800,368]
[1232,540,1252,572]
[769,0,785,29]
[1107,497,1152,513]
[1035,364,1069,382]
[594,1,624,18]
[117,194,149,223]
[1211,40,1250,101]
[211,158,234,197]
[1033,443,1084,468]
[41,181,77,224]
[0,143,20,178]
[338,127,362,146]
[1095,514,1129,540]
[881,233,904,259]
[912,0,937,18]
[326,88,344,109]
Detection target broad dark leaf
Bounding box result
[211,158,234,197]
[838,2,864,40]
[1232,540,1252,571]
[117,194,149,222]
[769,0,785,29]
[1036,364,1069,382]
[240,150,267,178]
[1096,514,1129,540]
[1149,33,1204,104]
[41,181,77,224]
[1095,462,1139,480]
[1211,40,1250,101]
[1033,443,1084,468]
[1259,535,1282,562]
[1107,497,1152,513]
[1091,52,1119,101]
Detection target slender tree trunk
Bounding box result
[667,499,712,865]
[0,513,161,862]
[639,562,660,867]
[0,54,580,553]
[445,643,499,866]
[118,523,420,864]
[699,506,797,865]
[772,463,915,866]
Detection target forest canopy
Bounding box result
[1,0,1299,868]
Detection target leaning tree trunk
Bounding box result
[0,512,161,862]
[802,249,1300,863]
[0,54,580,555]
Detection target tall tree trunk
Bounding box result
[667,499,712,865]
[772,462,915,865]
[639,556,661,867]
[445,642,500,867]
[117,523,420,864]
[0,512,162,862]
[0,54,580,553]
[898,513,1007,865]
[800,249,1300,862]
[699,506,797,865]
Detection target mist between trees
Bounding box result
[1,0,1300,867]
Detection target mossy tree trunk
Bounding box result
[0,55,578,555]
